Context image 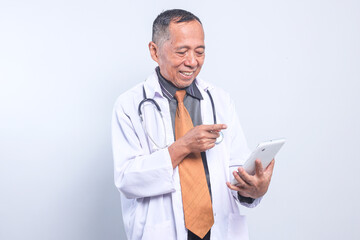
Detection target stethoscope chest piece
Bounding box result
[215,131,224,144]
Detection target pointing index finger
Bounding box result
[204,124,227,132]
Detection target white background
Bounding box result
[1,0,359,239]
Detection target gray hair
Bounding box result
[152,9,202,47]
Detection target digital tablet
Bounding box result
[231,138,286,186]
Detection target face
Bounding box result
[149,20,205,88]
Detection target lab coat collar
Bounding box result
[143,71,163,99]
[195,77,215,93]
[143,70,215,99]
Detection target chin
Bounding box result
[175,79,195,88]
[175,76,198,88]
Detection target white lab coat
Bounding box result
[112,71,261,240]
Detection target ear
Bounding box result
[148,41,159,63]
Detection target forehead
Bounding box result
[167,20,204,46]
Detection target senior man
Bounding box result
[112,9,274,240]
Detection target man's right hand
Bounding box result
[168,124,227,168]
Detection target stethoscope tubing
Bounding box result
[139,85,223,148]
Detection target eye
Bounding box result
[177,51,186,55]
[196,51,204,56]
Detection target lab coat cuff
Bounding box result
[237,193,255,204]
[231,189,262,208]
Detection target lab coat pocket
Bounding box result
[142,220,175,240]
[227,213,249,240]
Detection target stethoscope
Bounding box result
[138,85,224,149]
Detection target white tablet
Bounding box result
[231,138,285,185]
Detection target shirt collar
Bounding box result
[156,67,203,101]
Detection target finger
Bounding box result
[205,142,215,150]
[255,159,264,176]
[202,124,227,132]
[203,130,220,139]
[195,138,216,151]
[195,129,219,140]
[199,140,215,151]
[265,159,275,176]
[197,138,216,146]
[195,137,211,144]
[237,190,251,198]
[266,159,275,170]
[227,182,253,198]
[237,167,254,185]
[232,171,249,188]
[226,182,242,192]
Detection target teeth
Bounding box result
[181,71,193,76]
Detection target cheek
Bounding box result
[174,58,186,67]
[198,56,205,65]
[195,60,204,72]
[165,56,182,68]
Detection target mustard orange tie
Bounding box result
[174,90,214,239]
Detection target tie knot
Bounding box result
[174,90,186,103]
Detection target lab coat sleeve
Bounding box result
[228,98,262,208]
[112,102,175,199]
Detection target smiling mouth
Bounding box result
[179,71,195,78]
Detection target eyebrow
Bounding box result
[175,45,205,51]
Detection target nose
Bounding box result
[184,52,197,68]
